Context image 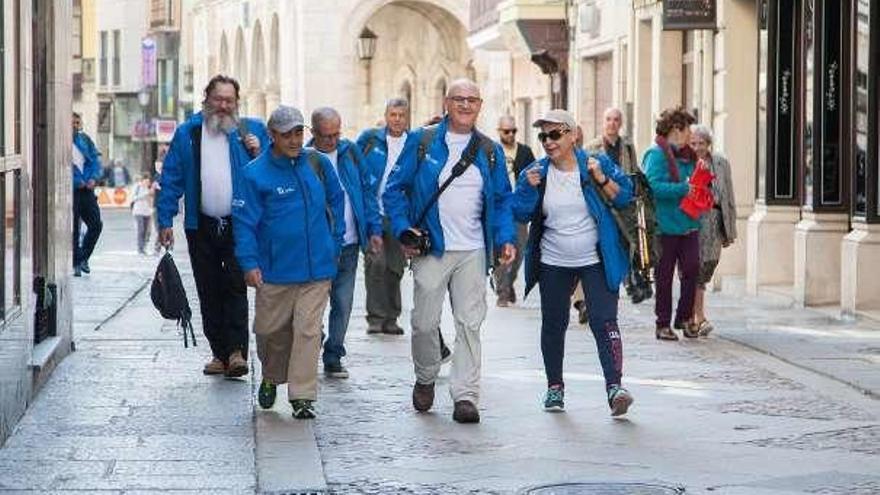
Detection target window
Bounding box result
[112,30,121,86]
[854,0,870,216]
[802,0,815,206]
[100,30,108,86]
[757,0,769,200]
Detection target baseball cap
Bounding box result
[267,105,305,133]
[532,109,577,130]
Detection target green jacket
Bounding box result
[643,145,701,235]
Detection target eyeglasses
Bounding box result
[498,128,517,135]
[448,96,483,106]
[538,129,570,143]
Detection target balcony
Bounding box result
[468,0,568,71]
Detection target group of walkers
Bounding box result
[73,71,737,424]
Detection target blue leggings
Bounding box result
[538,263,623,390]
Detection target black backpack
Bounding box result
[151,252,197,348]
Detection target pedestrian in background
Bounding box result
[644,107,701,341]
[131,173,154,255]
[689,124,737,336]
[71,112,104,278]
[513,109,634,416]
[384,79,516,424]
[157,74,268,377]
[233,105,345,419]
[357,98,410,336]
[494,115,535,307]
[308,107,383,380]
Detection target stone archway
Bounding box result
[352,0,471,129]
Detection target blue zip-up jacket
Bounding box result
[513,149,634,294]
[72,132,102,188]
[232,148,345,285]
[355,126,387,189]
[157,112,270,230]
[382,117,516,271]
[305,138,383,252]
[642,144,701,235]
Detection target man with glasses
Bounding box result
[494,116,535,307]
[157,75,268,378]
[384,79,516,423]
[309,107,383,380]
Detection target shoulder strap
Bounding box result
[417,125,439,164]
[346,144,360,168]
[306,151,325,183]
[237,120,258,160]
[477,132,497,170]
[362,128,380,156]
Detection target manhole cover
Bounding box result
[522,482,685,495]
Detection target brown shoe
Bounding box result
[383,322,405,335]
[452,400,480,424]
[225,350,249,377]
[367,323,384,335]
[681,322,700,339]
[203,358,227,375]
[655,326,679,341]
[412,382,435,412]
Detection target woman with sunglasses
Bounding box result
[513,109,635,415]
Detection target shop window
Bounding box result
[853,0,871,216]
[803,0,815,207]
[757,0,769,201]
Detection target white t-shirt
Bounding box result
[378,132,407,216]
[540,165,600,267]
[438,131,484,251]
[200,125,233,218]
[72,143,86,173]
[322,149,359,246]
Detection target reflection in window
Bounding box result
[854,0,870,216]
[803,0,814,207]
[757,0,769,200]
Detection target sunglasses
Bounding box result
[498,128,517,135]
[538,129,570,143]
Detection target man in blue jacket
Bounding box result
[356,98,409,336]
[72,112,103,277]
[383,79,517,423]
[156,75,268,378]
[233,105,345,419]
[309,107,383,379]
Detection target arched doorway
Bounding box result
[354,1,472,128]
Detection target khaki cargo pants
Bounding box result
[253,281,331,401]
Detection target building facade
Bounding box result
[1,0,76,445]
[186,0,475,136]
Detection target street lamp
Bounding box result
[137,87,151,174]
[357,27,378,111]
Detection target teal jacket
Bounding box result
[642,145,700,235]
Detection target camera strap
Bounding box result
[413,131,485,228]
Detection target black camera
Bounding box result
[399,228,431,256]
[625,269,654,304]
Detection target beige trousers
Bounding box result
[253,281,331,400]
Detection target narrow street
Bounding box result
[0,210,877,494]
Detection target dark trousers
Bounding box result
[364,218,405,329]
[654,231,700,328]
[72,188,103,266]
[538,262,623,391]
[493,223,528,301]
[185,215,248,362]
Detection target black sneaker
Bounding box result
[543,384,565,412]
[74,264,82,277]
[257,380,276,409]
[324,362,349,379]
[80,260,91,274]
[290,399,316,419]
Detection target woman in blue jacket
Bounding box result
[513,110,635,416]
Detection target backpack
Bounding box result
[151,252,197,348]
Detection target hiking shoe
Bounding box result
[290,399,316,419]
[440,342,453,365]
[573,300,588,325]
[452,400,480,423]
[608,385,634,417]
[383,322,405,335]
[367,324,384,335]
[80,260,91,274]
[543,384,565,412]
[655,326,679,341]
[225,350,249,377]
[257,380,276,409]
[412,382,435,412]
[203,358,227,375]
[697,320,714,337]
[74,264,82,277]
[324,362,349,379]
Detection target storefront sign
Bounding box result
[663,0,717,30]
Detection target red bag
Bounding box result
[680,160,715,219]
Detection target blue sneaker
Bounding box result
[543,384,565,412]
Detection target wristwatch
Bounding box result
[598,175,610,187]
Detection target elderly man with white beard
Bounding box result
[157,75,269,377]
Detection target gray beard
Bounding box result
[204,110,239,134]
